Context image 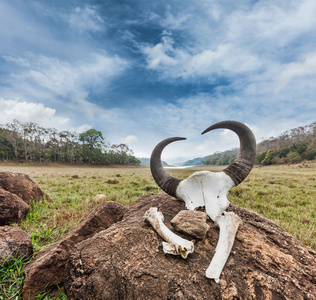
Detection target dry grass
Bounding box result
[0,162,315,251]
[0,161,315,298]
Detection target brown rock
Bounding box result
[22,201,127,300]
[0,226,33,264]
[0,188,30,225]
[0,171,51,205]
[171,210,210,239]
[65,193,316,300]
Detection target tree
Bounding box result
[20,122,40,161]
[4,120,22,160]
[278,147,290,158]
[79,129,104,164]
[0,128,14,160]
[79,129,104,150]
[261,150,275,165]
[59,131,76,162]
[45,128,59,162]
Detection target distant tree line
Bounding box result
[203,148,238,166]
[180,157,205,166]
[202,122,316,166]
[0,120,140,165]
[255,122,316,165]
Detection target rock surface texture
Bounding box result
[0,226,33,264]
[65,193,316,300]
[170,210,210,239]
[22,201,127,300]
[0,188,30,225]
[0,171,51,205]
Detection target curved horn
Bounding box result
[202,121,256,186]
[150,137,186,197]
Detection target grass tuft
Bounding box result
[0,256,26,299]
[106,178,119,184]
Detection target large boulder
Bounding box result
[0,188,30,225]
[22,201,127,300]
[0,171,51,205]
[0,226,33,264]
[65,193,316,300]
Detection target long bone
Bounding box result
[144,207,194,259]
[150,120,256,281]
[205,211,242,282]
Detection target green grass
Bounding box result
[0,256,25,299]
[0,161,315,298]
[0,255,67,300]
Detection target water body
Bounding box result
[164,166,194,169]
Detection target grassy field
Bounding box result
[0,161,315,299]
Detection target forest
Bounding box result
[187,122,316,166]
[0,120,140,165]
[255,121,316,165]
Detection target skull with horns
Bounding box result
[144,120,256,282]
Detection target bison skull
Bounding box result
[148,120,256,282]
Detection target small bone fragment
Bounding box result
[170,210,210,239]
[93,194,107,202]
[144,207,194,259]
[206,211,242,282]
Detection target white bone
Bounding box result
[176,170,241,280]
[206,211,242,282]
[144,207,194,259]
[176,171,235,221]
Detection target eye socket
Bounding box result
[217,196,219,198]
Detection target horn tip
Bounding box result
[201,126,215,135]
[201,129,208,135]
[170,137,187,142]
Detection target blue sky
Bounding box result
[0,0,316,162]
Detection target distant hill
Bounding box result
[179,156,206,166]
[138,157,168,166]
[181,121,316,166]
[255,121,316,165]
[203,148,239,166]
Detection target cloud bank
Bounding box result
[0,0,315,161]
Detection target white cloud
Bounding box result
[124,95,245,160]
[276,52,316,91]
[2,56,31,68]
[74,124,93,134]
[142,35,179,69]
[141,0,316,84]
[141,35,262,80]
[161,9,190,30]
[67,6,104,32]
[0,97,124,137]
[0,98,70,130]
[4,52,127,102]
[121,135,138,144]
[227,0,316,47]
